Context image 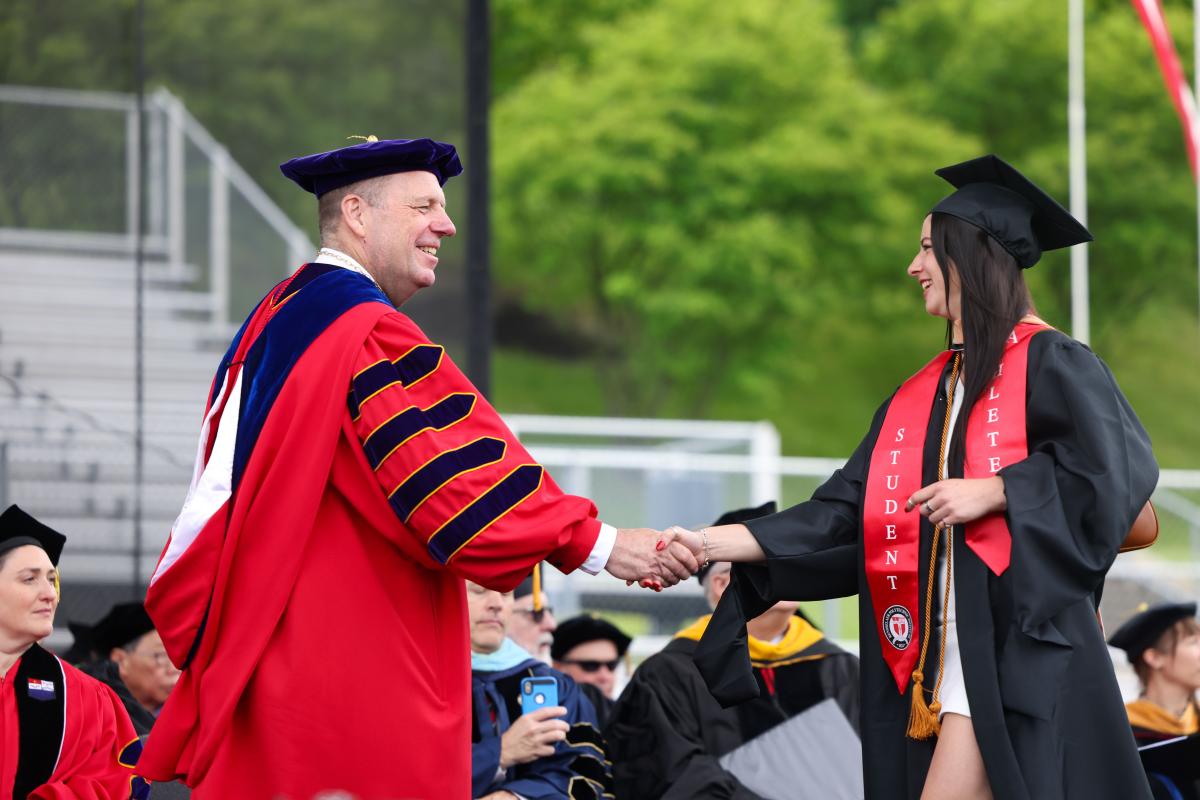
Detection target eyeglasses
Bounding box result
[137,651,174,668]
[514,606,555,624]
[558,658,619,673]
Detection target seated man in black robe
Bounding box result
[467,580,613,800]
[551,614,631,731]
[73,602,180,737]
[608,503,860,799]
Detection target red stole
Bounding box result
[863,322,1046,692]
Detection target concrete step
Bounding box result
[1,283,216,315]
[0,250,200,289]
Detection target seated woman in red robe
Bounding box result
[0,505,144,799]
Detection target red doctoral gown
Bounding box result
[0,644,141,799]
[141,265,602,799]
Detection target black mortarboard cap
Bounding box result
[696,501,778,583]
[93,602,156,653]
[1107,601,1198,662]
[931,154,1092,268]
[279,137,462,196]
[0,505,66,566]
[1139,734,1200,782]
[551,614,632,661]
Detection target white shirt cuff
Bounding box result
[578,523,617,575]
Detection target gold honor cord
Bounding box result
[907,352,961,740]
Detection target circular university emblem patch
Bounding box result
[882,605,913,650]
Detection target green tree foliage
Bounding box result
[493,0,972,418]
[0,0,465,233]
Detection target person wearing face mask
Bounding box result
[0,505,144,799]
[679,156,1158,799]
[467,581,613,800]
[509,564,558,664]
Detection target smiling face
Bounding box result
[908,215,961,321]
[466,581,513,655]
[356,170,456,306]
[0,546,58,647]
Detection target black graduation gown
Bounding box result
[610,627,859,799]
[696,330,1158,800]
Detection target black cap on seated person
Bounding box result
[0,504,66,566]
[551,615,631,662]
[695,501,777,584]
[931,154,1092,268]
[279,137,462,196]
[92,602,157,654]
[1107,601,1198,662]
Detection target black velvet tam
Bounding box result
[1108,601,1198,662]
[931,154,1092,268]
[0,505,66,566]
[280,137,462,196]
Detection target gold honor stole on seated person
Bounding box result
[863,321,1047,692]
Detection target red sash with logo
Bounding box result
[863,321,1046,692]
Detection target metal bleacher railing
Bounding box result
[0,83,314,333]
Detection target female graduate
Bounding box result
[684,155,1158,800]
[0,505,144,799]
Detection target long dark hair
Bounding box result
[930,213,1034,469]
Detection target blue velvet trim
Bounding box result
[361,393,476,470]
[428,464,543,564]
[388,436,506,522]
[348,343,444,419]
[229,267,389,484]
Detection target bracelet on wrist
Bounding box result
[700,527,711,568]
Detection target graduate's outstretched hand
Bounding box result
[907,476,1007,527]
[605,527,700,589]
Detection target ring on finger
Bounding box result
[923,501,934,514]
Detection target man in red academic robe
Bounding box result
[139,138,694,799]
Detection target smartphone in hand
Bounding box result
[520,676,558,714]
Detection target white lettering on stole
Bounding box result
[885,499,898,515]
[995,363,1004,377]
[885,524,897,540]
[886,575,898,590]
[895,427,905,443]
[988,385,1000,400]
[989,456,1002,473]
[886,475,899,490]
[1008,330,1018,344]
[987,407,999,423]
[885,550,898,566]
[987,431,1000,447]
[890,449,901,466]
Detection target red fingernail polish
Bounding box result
[656,540,666,551]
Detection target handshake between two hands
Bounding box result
[603,526,706,592]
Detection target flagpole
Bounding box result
[1069,0,1090,345]
[1194,0,1199,332]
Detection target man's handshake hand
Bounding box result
[604,526,704,590]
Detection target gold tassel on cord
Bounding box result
[907,668,941,739]
[905,353,960,741]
